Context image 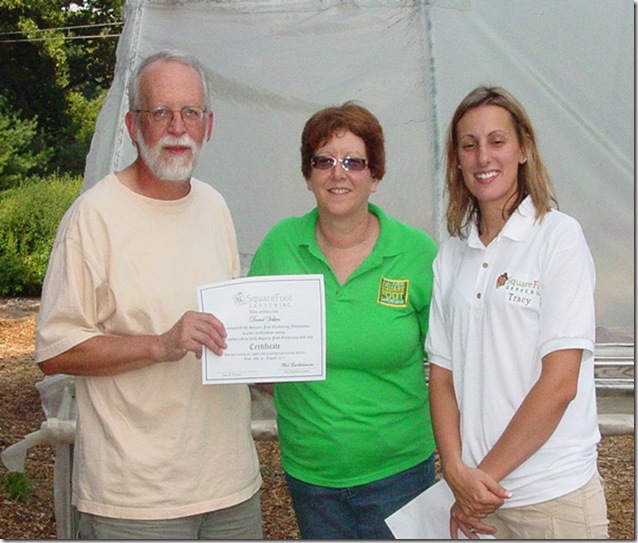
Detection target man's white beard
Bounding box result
[136,129,201,183]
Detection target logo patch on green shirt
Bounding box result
[377,277,409,307]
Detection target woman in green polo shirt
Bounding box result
[248,102,438,539]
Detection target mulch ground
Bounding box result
[0,298,633,539]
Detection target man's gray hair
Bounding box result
[128,50,210,111]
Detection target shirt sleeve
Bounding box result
[537,217,596,360]
[416,234,438,346]
[35,207,108,363]
[424,248,453,370]
[248,221,290,277]
[247,236,273,277]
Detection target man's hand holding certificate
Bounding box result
[198,275,326,384]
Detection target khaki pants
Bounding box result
[485,472,609,539]
[78,492,263,539]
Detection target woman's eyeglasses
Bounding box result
[310,155,368,172]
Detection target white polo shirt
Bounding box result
[426,196,600,507]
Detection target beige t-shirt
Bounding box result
[36,173,262,519]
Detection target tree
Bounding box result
[0,0,123,177]
[0,94,52,190]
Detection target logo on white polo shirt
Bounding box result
[495,272,509,288]
[495,272,540,307]
[377,277,409,307]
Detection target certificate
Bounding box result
[198,275,326,384]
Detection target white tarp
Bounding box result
[85,0,633,341]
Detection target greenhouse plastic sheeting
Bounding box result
[85,0,633,339]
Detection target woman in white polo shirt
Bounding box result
[425,86,608,539]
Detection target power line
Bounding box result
[0,22,123,37]
[0,33,121,44]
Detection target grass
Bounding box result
[0,471,36,503]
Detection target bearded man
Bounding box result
[35,51,263,539]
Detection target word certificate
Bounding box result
[198,275,326,384]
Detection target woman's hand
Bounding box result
[449,501,498,539]
[444,462,510,517]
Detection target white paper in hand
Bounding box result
[385,480,495,539]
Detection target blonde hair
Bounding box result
[445,86,557,238]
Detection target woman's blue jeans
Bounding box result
[285,454,436,539]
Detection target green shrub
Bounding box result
[0,174,82,296]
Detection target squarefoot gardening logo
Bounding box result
[495,272,541,307]
[233,291,292,308]
[378,277,409,307]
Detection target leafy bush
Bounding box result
[0,174,81,296]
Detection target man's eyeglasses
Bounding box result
[134,106,207,127]
[310,155,368,172]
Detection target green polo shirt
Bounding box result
[248,204,437,487]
